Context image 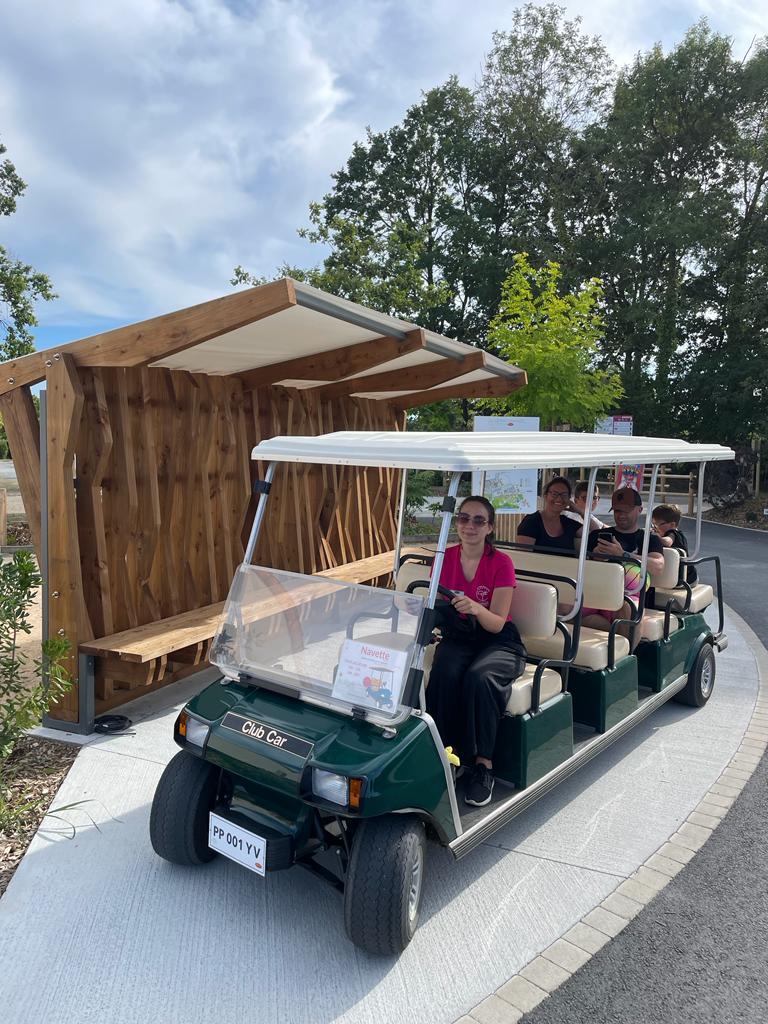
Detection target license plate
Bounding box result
[208,813,266,876]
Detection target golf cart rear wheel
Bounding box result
[150,750,219,865]
[343,815,426,955]
[675,643,716,708]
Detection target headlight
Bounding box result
[177,711,210,750]
[312,769,349,806]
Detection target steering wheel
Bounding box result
[404,581,476,639]
[405,581,458,602]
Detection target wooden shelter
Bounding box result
[0,278,525,732]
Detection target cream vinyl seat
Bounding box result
[651,546,714,615]
[512,550,631,670]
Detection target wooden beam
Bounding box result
[310,350,487,401]
[236,328,426,390]
[46,354,91,723]
[0,279,297,396]
[0,386,42,561]
[391,371,528,409]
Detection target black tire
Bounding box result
[343,815,426,955]
[675,642,716,708]
[150,751,219,865]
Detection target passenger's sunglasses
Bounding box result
[456,513,490,526]
[547,490,570,501]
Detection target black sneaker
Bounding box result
[464,764,494,807]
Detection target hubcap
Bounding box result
[407,843,424,924]
[700,652,714,698]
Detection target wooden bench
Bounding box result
[79,549,404,711]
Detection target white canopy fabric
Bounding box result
[251,431,735,471]
[149,279,522,396]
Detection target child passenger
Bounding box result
[563,480,606,531]
[651,504,698,583]
[427,496,526,808]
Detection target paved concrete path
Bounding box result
[2,579,761,1022]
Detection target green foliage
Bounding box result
[486,254,623,429]
[234,9,768,448]
[0,552,71,766]
[0,138,55,362]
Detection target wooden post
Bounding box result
[0,386,42,562]
[688,473,695,516]
[0,487,6,547]
[46,353,93,723]
[660,466,667,497]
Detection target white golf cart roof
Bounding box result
[252,431,735,471]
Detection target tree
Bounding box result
[680,41,768,444]
[0,138,55,362]
[572,23,743,432]
[484,253,623,429]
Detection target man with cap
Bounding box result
[582,486,665,648]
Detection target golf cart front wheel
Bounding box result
[675,643,716,708]
[150,750,219,865]
[343,815,426,955]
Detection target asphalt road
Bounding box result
[522,520,768,1024]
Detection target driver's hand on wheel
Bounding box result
[451,594,480,616]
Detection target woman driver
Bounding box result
[427,496,526,807]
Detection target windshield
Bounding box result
[210,565,426,723]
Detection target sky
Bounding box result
[1,0,766,352]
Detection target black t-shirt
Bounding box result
[587,527,664,558]
[665,528,698,583]
[517,511,580,553]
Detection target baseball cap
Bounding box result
[611,486,642,509]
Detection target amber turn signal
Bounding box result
[349,777,364,810]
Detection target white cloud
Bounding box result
[0,0,764,334]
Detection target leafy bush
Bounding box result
[0,552,71,764]
[403,470,441,525]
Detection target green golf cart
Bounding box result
[149,430,733,954]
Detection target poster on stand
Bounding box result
[472,416,540,514]
[616,464,645,490]
[595,415,633,436]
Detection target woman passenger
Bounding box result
[517,476,580,552]
[427,496,526,807]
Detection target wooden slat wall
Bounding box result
[61,366,401,717]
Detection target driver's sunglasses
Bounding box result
[547,490,570,502]
[456,512,490,526]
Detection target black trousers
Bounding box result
[426,622,526,763]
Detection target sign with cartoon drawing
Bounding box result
[472,416,540,514]
[332,638,411,712]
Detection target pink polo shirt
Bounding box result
[436,544,517,620]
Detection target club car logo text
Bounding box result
[221,712,313,759]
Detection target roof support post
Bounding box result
[44,353,92,725]
[0,385,43,562]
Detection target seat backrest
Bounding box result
[509,548,625,612]
[509,580,558,639]
[654,547,681,589]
